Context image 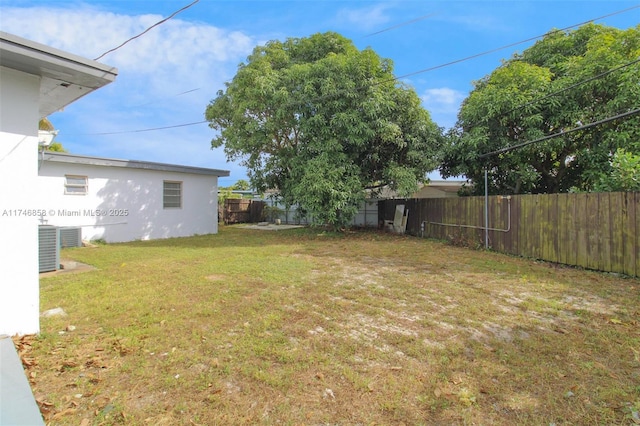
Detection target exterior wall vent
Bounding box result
[59,227,82,248]
[38,225,60,273]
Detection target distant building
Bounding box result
[39,152,229,243]
[370,180,467,199]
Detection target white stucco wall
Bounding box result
[38,161,219,243]
[0,67,41,335]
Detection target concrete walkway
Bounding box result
[0,335,45,425]
[241,223,304,231]
[39,259,96,277]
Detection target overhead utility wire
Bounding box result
[94,0,200,61]
[477,107,640,159]
[394,4,640,81]
[85,58,635,138]
[84,4,638,135]
[89,120,207,136]
[279,5,640,110]
[95,55,632,136]
[131,87,201,108]
[364,13,437,37]
[464,57,640,129]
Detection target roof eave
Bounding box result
[43,151,230,177]
[0,31,118,118]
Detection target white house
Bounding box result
[0,32,117,336]
[38,152,229,243]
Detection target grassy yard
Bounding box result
[22,226,640,425]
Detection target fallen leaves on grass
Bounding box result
[26,227,640,425]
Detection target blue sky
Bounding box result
[1,1,638,186]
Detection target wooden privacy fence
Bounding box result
[379,192,639,277]
[222,199,265,224]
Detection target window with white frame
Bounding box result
[163,181,182,208]
[64,175,88,195]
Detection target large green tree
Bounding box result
[594,148,640,192]
[206,32,441,228]
[441,23,640,195]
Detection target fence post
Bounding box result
[484,168,489,249]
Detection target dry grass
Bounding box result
[21,226,640,425]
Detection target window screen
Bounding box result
[163,181,182,208]
[64,175,88,195]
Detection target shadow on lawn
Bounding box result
[112,225,320,249]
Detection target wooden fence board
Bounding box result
[598,193,612,272]
[223,199,265,224]
[509,196,521,257]
[567,195,577,264]
[550,194,561,264]
[541,194,557,263]
[609,193,624,274]
[379,191,639,278]
[557,194,570,266]
[586,193,599,270]
[490,197,499,251]
[575,194,589,269]
[517,196,528,257]
[531,195,542,259]
[522,195,536,258]
[636,193,640,278]
[625,193,640,277]
[465,198,474,244]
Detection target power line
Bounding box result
[500,58,639,118]
[280,5,640,111]
[94,0,200,61]
[130,88,201,108]
[477,107,640,159]
[394,4,640,81]
[364,13,437,38]
[84,4,639,136]
[462,57,640,130]
[87,120,207,136]
[88,57,636,138]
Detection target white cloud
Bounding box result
[1,6,253,90]
[1,5,256,175]
[335,4,392,32]
[421,87,466,112]
[421,87,467,129]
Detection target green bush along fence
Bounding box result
[379,192,639,277]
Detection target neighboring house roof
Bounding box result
[372,180,468,199]
[42,151,230,177]
[412,180,468,198]
[260,180,468,200]
[0,31,118,118]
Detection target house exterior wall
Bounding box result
[0,67,41,335]
[38,161,219,243]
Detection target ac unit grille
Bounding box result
[39,225,59,273]
[59,227,82,248]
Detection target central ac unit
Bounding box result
[59,227,82,248]
[39,225,60,273]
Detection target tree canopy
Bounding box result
[206,32,441,228]
[441,23,640,195]
[594,148,640,192]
